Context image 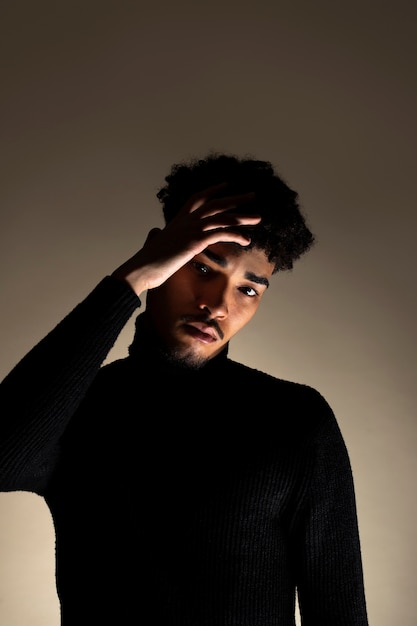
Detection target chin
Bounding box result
[159,344,211,370]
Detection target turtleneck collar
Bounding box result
[127,311,229,373]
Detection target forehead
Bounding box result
[203,243,274,277]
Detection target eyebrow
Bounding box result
[245,271,269,288]
[201,249,270,289]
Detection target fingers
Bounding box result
[185,182,229,213]
[200,193,257,219]
[199,228,253,248]
[172,183,261,248]
[184,183,256,218]
[200,211,261,232]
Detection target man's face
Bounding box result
[145,242,275,368]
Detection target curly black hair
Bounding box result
[156,151,315,273]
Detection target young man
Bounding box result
[0,153,369,625]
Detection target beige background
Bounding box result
[1,1,416,625]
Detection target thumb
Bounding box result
[144,227,162,243]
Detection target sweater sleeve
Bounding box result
[0,276,141,492]
[294,398,369,625]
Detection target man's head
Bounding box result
[157,151,315,273]
[143,152,315,368]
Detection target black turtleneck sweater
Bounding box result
[0,276,369,625]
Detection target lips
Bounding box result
[184,322,218,343]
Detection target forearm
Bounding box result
[0,276,140,489]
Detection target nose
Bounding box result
[197,283,229,319]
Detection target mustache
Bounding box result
[181,314,224,341]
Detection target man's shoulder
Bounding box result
[225,358,332,413]
[226,357,320,393]
[224,358,336,445]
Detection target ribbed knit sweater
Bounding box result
[0,276,369,625]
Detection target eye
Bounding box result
[191,261,210,275]
[239,285,259,298]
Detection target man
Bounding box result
[0,152,369,624]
